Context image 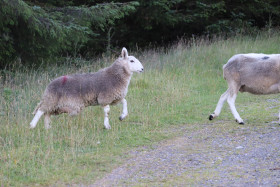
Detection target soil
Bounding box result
[92,121,280,186]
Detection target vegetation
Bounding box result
[0,0,139,67]
[1,30,280,186]
[1,0,280,68]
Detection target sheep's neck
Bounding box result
[108,64,132,87]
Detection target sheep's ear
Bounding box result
[121,47,128,59]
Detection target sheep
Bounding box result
[30,47,144,129]
[209,53,280,125]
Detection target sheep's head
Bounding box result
[121,47,144,73]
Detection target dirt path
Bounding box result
[92,122,280,186]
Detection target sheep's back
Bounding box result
[43,73,103,105]
[223,54,280,94]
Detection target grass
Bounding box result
[1,31,280,186]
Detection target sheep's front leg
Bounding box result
[119,98,128,121]
[103,105,111,129]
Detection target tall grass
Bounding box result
[1,31,280,186]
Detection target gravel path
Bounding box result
[92,122,280,186]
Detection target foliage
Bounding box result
[0,0,138,68]
[1,0,280,67]
[112,0,280,48]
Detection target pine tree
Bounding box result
[0,0,139,68]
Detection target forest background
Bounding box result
[1,0,280,68]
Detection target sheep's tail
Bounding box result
[32,101,43,115]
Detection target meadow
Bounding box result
[1,31,280,186]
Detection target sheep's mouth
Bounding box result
[137,68,144,73]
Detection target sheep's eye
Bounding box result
[130,60,134,63]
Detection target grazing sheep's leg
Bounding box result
[209,89,229,120]
[119,98,128,121]
[103,105,111,129]
[227,93,244,124]
[44,114,51,129]
[30,110,44,128]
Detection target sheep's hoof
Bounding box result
[119,116,124,121]
[236,120,244,125]
[209,114,214,121]
[104,126,111,130]
[29,124,36,129]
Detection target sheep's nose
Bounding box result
[141,68,144,71]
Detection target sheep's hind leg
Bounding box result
[227,93,244,124]
[119,98,128,121]
[209,89,229,120]
[44,113,51,129]
[103,105,111,129]
[30,110,44,128]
